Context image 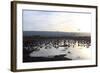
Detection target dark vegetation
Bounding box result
[23,36,91,62]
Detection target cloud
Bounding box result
[23,10,91,32]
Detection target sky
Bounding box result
[22,10,91,33]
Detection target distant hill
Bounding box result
[23,31,91,37]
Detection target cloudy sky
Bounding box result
[22,10,91,33]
